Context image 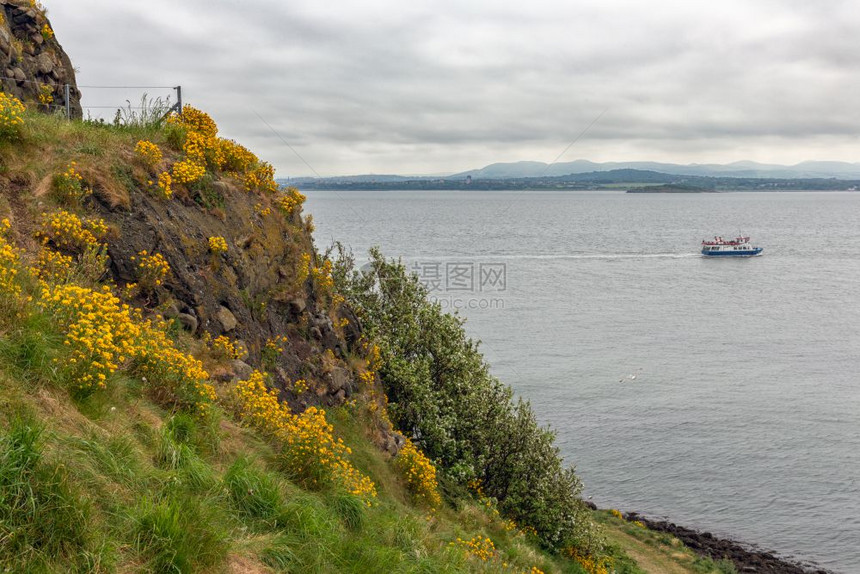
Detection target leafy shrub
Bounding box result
[332,246,604,556]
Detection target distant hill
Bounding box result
[289,160,860,185]
[450,159,860,180]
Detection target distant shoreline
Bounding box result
[285,167,860,192]
[626,183,717,193]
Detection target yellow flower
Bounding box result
[135,140,163,169]
[394,438,441,509]
[208,236,228,254]
[0,93,26,139]
[130,251,170,292]
[233,371,377,505]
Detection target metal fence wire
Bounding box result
[0,76,181,120]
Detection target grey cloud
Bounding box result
[46,0,860,176]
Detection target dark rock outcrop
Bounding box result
[0,0,81,117]
[625,513,833,574]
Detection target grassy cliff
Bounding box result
[0,12,738,571]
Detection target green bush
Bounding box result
[332,246,603,555]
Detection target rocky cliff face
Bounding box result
[97,176,363,415]
[0,0,81,116]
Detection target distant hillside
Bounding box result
[291,160,860,187]
[451,159,860,180]
[297,168,860,192]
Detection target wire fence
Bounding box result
[0,75,182,120]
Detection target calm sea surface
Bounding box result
[306,190,860,572]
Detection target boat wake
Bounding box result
[404,253,699,260]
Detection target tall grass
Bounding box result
[154,415,216,493]
[0,419,95,570]
[113,94,173,131]
[131,494,228,574]
[0,309,61,386]
[224,457,288,527]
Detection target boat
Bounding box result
[701,236,763,257]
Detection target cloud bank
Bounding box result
[48,0,860,176]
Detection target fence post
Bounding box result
[175,85,182,115]
[64,84,70,120]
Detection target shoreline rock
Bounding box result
[624,511,834,574]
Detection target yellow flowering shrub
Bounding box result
[312,259,335,294]
[166,105,286,201]
[208,236,228,254]
[0,92,26,139]
[41,23,54,40]
[234,371,377,504]
[135,140,163,169]
[167,106,218,140]
[171,159,206,185]
[37,210,107,253]
[130,251,170,291]
[394,438,441,509]
[609,509,623,520]
[38,284,143,392]
[146,171,173,200]
[166,106,223,176]
[133,324,217,412]
[52,162,90,205]
[218,139,257,173]
[451,536,496,562]
[275,187,306,215]
[292,379,309,394]
[262,335,287,368]
[298,253,311,284]
[182,131,208,165]
[38,84,54,106]
[37,280,215,407]
[34,248,74,283]
[211,335,239,360]
[563,549,611,574]
[244,162,278,194]
[0,231,23,308]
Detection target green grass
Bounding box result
[0,418,99,571]
[131,494,228,573]
[224,457,289,527]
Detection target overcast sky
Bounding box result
[48,1,860,177]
